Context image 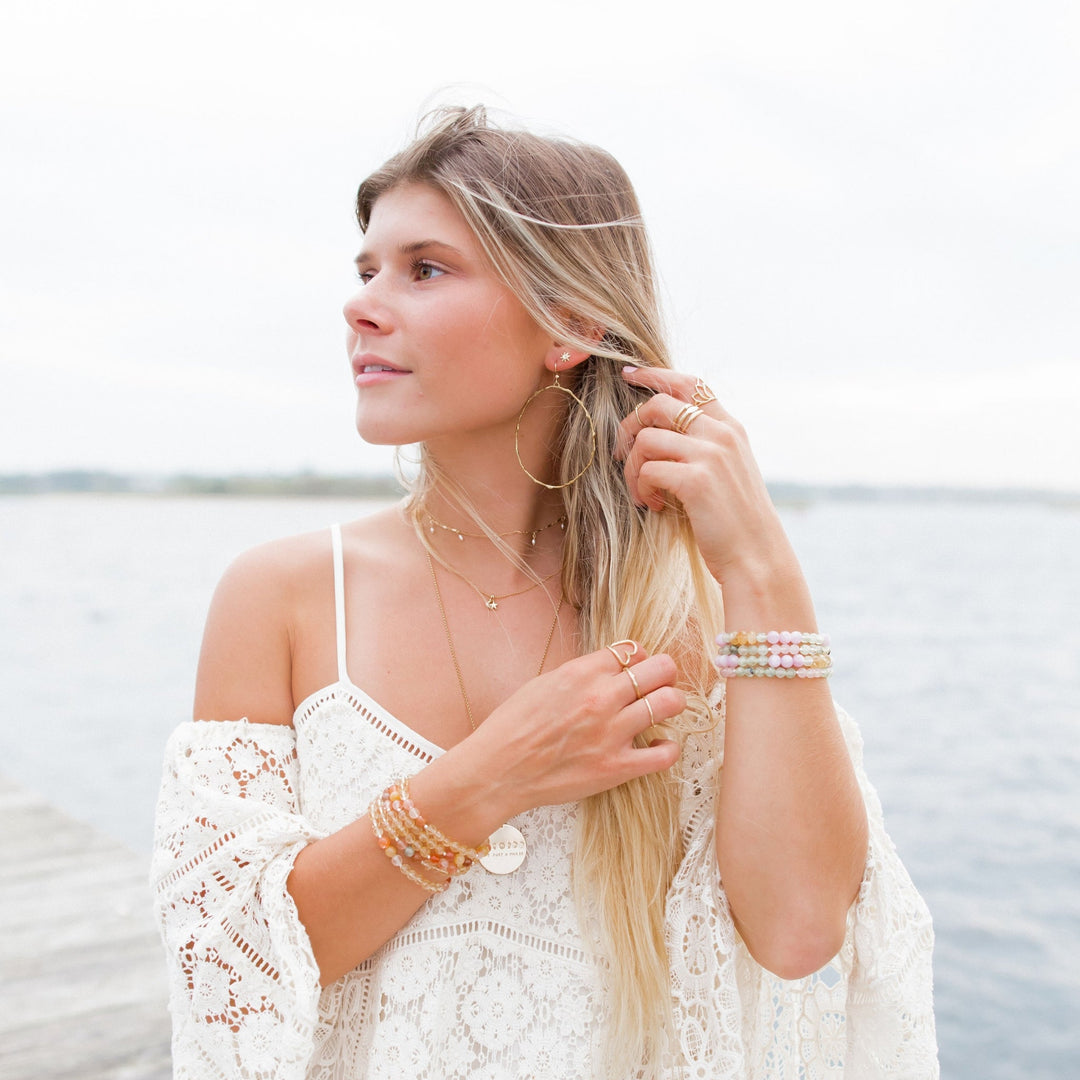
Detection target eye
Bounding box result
[413,260,445,282]
[355,268,375,285]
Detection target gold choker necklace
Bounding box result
[424,511,567,546]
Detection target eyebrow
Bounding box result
[353,239,464,267]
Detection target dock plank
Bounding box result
[0,778,171,1079]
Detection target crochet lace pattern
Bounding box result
[151,686,939,1079]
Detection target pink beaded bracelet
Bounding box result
[714,630,832,679]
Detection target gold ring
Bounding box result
[671,404,704,435]
[605,639,638,668]
[691,378,717,407]
[642,695,655,725]
[634,403,646,428]
[625,667,643,700]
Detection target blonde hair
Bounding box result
[357,106,723,1075]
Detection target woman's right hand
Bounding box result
[292,643,684,986]
[443,644,686,828]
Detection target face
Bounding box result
[343,182,553,448]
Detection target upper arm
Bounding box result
[193,542,298,727]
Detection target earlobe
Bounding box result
[544,345,592,373]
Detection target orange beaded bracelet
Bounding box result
[368,778,491,893]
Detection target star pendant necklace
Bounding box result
[425,550,564,731]
[437,559,562,611]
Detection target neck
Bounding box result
[420,427,567,542]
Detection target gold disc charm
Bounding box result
[479,823,527,874]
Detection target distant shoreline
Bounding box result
[1,470,1076,507]
[0,471,404,499]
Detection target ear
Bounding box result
[542,344,592,374]
[542,317,606,373]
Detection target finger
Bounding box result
[614,397,655,461]
[621,365,729,418]
[635,457,698,514]
[621,737,681,780]
[615,391,719,463]
[621,425,694,505]
[614,392,677,462]
[609,652,678,703]
[617,684,687,739]
[620,364,687,399]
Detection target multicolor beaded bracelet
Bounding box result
[714,630,833,679]
[369,778,491,892]
[370,794,449,893]
[399,778,490,870]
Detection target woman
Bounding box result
[152,106,938,1079]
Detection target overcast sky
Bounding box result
[2,0,1077,490]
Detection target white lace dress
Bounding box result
[151,527,939,1079]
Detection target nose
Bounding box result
[342,283,388,336]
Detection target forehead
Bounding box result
[362,182,476,252]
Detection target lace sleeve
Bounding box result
[665,701,939,1078]
[831,704,939,1076]
[150,720,328,1080]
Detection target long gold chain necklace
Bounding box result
[426,551,563,732]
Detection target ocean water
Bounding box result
[1,494,1077,1077]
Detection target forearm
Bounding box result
[287,748,511,986]
[715,550,868,980]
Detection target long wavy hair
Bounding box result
[356,106,722,1076]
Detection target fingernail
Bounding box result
[622,365,638,373]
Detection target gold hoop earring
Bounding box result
[514,352,597,490]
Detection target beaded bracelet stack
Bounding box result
[714,630,833,679]
[369,777,490,894]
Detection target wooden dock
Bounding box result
[0,777,171,1079]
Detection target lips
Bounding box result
[351,353,411,381]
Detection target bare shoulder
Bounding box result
[193,528,341,727]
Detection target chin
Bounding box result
[354,415,420,448]
[355,426,408,447]
[354,405,399,445]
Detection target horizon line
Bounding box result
[1,469,1077,505]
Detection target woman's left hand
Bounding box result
[618,366,868,977]
[615,365,792,587]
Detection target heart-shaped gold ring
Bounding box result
[605,639,639,668]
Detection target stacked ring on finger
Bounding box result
[624,666,643,700]
[641,695,655,725]
[671,404,704,435]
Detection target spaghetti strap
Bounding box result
[330,523,349,684]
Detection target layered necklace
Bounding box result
[420,507,565,876]
[421,509,566,611]
[425,552,563,733]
